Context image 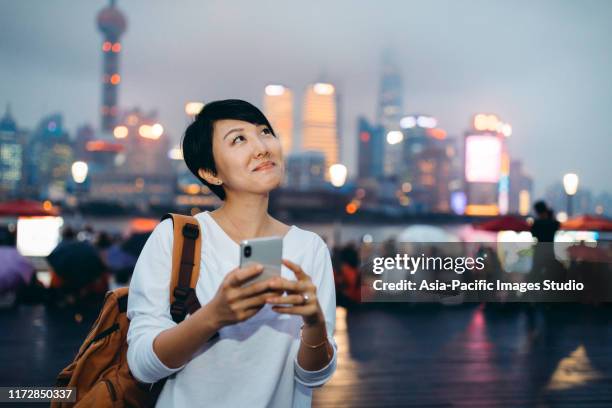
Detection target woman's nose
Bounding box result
[252,135,270,158]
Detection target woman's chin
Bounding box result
[252,173,282,186]
[241,179,282,195]
[262,180,282,193]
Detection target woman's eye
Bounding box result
[232,135,246,144]
[262,128,274,136]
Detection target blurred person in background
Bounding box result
[528,201,566,331]
[530,201,560,280]
[0,225,37,307]
[333,243,361,307]
[531,201,560,244]
[47,226,109,308]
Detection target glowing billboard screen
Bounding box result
[465,135,502,183]
[16,216,63,257]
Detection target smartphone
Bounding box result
[239,236,283,287]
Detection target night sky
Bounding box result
[1,0,611,196]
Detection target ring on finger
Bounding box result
[302,293,311,305]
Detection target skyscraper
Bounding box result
[0,105,24,198]
[508,160,533,215]
[400,115,453,212]
[377,50,404,177]
[263,85,293,154]
[377,50,403,129]
[97,0,127,133]
[463,114,512,216]
[87,108,176,208]
[114,108,172,176]
[302,83,339,174]
[26,114,74,200]
[357,116,385,180]
[284,151,327,191]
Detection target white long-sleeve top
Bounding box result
[126,211,338,407]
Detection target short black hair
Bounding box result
[181,99,275,200]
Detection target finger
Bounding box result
[268,277,305,293]
[228,264,263,287]
[236,277,278,299]
[233,291,276,311]
[237,306,263,321]
[266,294,308,305]
[282,259,308,280]
[271,278,316,295]
[271,305,311,315]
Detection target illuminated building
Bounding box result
[0,105,25,198]
[463,113,513,216]
[97,0,127,133]
[378,50,403,129]
[357,116,385,181]
[508,160,533,215]
[74,124,96,161]
[114,109,171,175]
[88,108,175,208]
[285,151,327,191]
[263,85,293,154]
[84,138,124,172]
[26,114,74,200]
[378,50,404,177]
[302,83,339,174]
[399,114,454,212]
[88,173,176,210]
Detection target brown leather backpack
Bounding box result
[51,213,203,407]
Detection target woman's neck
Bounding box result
[216,192,271,238]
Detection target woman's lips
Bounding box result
[253,161,275,171]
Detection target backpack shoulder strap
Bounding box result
[161,213,202,323]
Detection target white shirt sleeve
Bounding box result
[294,235,338,387]
[126,218,185,384]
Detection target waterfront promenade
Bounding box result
[1,303,611,407]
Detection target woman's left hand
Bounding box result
[266,259,325,326]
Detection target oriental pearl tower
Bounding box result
[97,0,127,133]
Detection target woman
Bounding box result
[126,100,337,407]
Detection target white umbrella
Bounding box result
[398,225,459,243]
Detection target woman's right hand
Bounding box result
[205,263,278,329]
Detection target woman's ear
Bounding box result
[198,168,223,185]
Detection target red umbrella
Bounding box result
[0,200,59,217]
[474,215,530,232]
[561,215,612,232]
[128,218,158,233]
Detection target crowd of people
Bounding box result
[329,200,610,305]
[0,221,365,310]
[1,199,608,310]
[0,224,150,309]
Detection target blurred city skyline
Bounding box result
[1,0,611,197]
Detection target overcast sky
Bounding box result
[1,0,611,197]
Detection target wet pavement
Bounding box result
[1,303,611,407]
[313,304,612,408]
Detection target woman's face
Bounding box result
[208,119,284,196]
